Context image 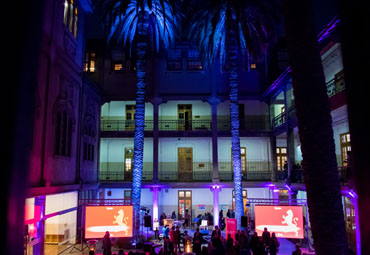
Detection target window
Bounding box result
[83,123,95,161]
[231,147,247,173]
[178,190,192,220]
[276,147,287,171]
[250,63,256,69]
[84,52,95,72]
[232,190,248,216]
[55,110,73,157]
[63,0,78,38]
[167,49,182,71]
[111,49,126,72]
[187,49,203,71]
[340,132,351,166]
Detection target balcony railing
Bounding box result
[275,166,348,184]
[271,74,346,129]
[159,161,212,181]
[101,120,153,131]
[218,160,272,181]
[101,117,270,132]
[99,170,153,182]
[158,120,211,131]
[217,116,270,131]
[326,74,345,97]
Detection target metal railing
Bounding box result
[101,117,270,132]
[101,120,153,131]
[217,116,270,131]
[158,120,211,131]
[276,166,348,184]
[326,74,345,97]
[271,74,346,129]
[99,171,153,182]
[219,171,272,181]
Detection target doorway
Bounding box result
[178,147,193,181]
[124,147,133,181]
[125,105,136,131]
[178,190,192,221]
[178,104,192,131]
[232,190,248,216]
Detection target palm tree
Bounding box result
[281,0,348,254]
[188,0,277,230]
[100,0,180,240]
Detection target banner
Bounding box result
[255,205,304,239]
[226,218,237,242]
[85,206,133,238]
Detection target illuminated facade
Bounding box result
[16,0,358,253]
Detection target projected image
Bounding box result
[255,205,304,239]
[85,206,133,239]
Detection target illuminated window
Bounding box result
[187,49,203,71]
[111,49,126,71]
[340,132,351,166]
[114,63,123,71]
[63,0,78,38]
[231,147,247,173]
[84,52,95,72]
[250,63,256,69]
[277,147,287,171]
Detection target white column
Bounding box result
[211,185,221,227]
[151,187,160,225]
[350,193,361,255]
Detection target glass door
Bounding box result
[178,190,192,220]
[124,148,133,181]
[125,105,136,131]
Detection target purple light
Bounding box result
[348,190,358,199]
[284,184,292,191]
[263,182,276,188]
[273,188,280,193]
[263,66,291,97]
[317,16,340,42]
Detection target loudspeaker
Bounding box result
[144,215,152,227]
[241,216,248,227]
[144,242,152,252]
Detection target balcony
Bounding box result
[218,161,272,181]
[271,75,346,130]
[99,170,153,182]
[101,117,269,133]
[275,166,348,184]
[217,116,270,131]
[159,162,213,182]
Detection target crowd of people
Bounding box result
[149,225,302,255]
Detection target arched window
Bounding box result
[53,101,75,157]
[83,118,96,161]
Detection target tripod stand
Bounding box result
[67,228,88,253]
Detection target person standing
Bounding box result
[211,225,222,248]
[102,231,112,255]
[250,232,259,255]
[175,225,182,253]
[171,211,176,220]
[262,227,271,248]
[193,228,203,255]
[269,232,279,255]
[184,209,190,228]
[153,218,159,240]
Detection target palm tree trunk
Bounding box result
[228,15,244,230]
[132,10,149,241]
[282,0,348,254]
